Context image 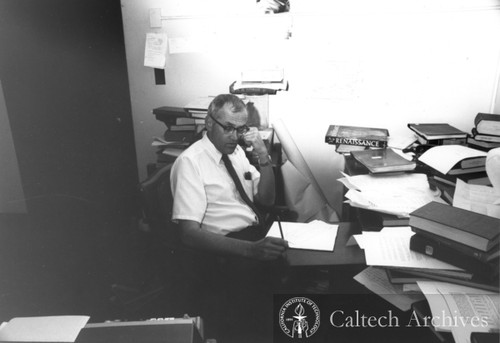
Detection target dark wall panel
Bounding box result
[0,0,138,219]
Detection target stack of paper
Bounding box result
[417,281,499,343]
[338,172,444,217]
[353,227,463,271]
[266,220,338,251]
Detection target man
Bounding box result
[170,94,288,339]
[170,93,288,259]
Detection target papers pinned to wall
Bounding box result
[144,32,168,68]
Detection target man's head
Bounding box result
[206,94,249,155]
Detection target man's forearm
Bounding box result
[256,156,275,206]
[179,220,255,258]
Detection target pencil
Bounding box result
[277,216,284,239]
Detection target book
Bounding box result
[432,171,490,186]
[392,267,499,292]
[409,233,496,276]
[174,117,205,126]
[411,229,500,263]
[168,124,197,132]
[471,128,500,143]
[386,266,474,280]
[386,268,432,284]
[163,130,198,143]
[427,176,455,204]
[325,125,389,148]
[409,202,500,252]
[415,135,467,146]
[411,300,454,343]
[471,332,500,343]
[356,208,410,230]
[459,156,486,169]
[408,123,468,140]
[334,144,371,155]
[474,113,500,136]
[350,148,416,174]
[447,165,486,175]
[467,136,500,150]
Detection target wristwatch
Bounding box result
[258,155,272,167]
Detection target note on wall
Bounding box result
[144,32,168,68]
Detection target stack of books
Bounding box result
[324,124,389,155]
[406,201,499,291]
[151,106,205,165]
[408,123,468,146]
[419,145,490,187]
[467,113,500,151]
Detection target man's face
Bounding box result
[207,103,248,155]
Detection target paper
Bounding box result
[144,33,168,68]
[353,267,425,311]
[0,315,90,342]
[266,220,338,251]
[354,228,463,270]
[339,172,443,217]
[417,281,500,343]
[274,119,338,222]
[453,179,500,218]
[419,145,487,175]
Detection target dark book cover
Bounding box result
[431,171,490,187]
[411,300,454,343]
[409,234,496,277]
[325,125,389,147]
[152,106,190,118]
[471,332,500,343]
[411,228,500,263]
[408,123,468,140]
[351,148,416,174]
[390,268,499,292]
[409,202,500,251]
[474,113,500,136]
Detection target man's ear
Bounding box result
[205,116,214,133]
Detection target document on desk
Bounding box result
[453,179,500,218]
[0,315,90,342]
[266,220,338,251]
[417,281,500,343]
[418,145,487,175]
[354,266,425,311]
[339,172,443,217]
[353,227,463,270]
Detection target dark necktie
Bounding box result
[221,154,263,226]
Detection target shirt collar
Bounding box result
[201,134,240,164]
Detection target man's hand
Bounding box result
[242,127,268,157]
[249,237,288,261]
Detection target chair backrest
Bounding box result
[138,163,180,249]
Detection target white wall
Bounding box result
[121,0,500,214]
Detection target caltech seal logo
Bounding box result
[278,297,320,338]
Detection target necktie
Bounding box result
[221,154,263,226]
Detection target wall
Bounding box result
[0,0,138,217]
[121,0,500,214]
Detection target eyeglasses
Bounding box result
[209,113,249,135]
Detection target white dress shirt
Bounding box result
[171,134,261,235]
